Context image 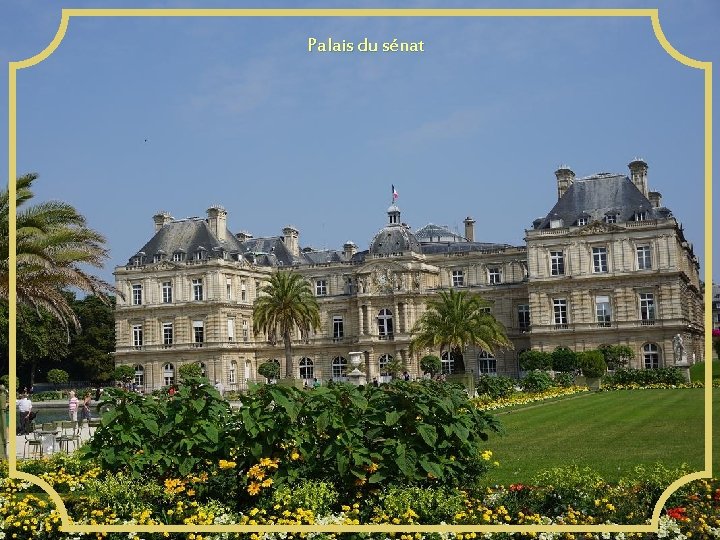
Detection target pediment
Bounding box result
[576,221,624,235]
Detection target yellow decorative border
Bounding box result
[6,7,712,536]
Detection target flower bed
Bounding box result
[1,457,719,539]
[471,386,590,411]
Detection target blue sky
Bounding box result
[1,1,717,288]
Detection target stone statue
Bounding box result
[672,334,686,363]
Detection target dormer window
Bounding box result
[172,251,185,262]
[131,253,145,266]
[194,247,207,261]
[604,214,617,224]
[634,211,647,221]
[549,219,563,229]
[577,216,588,226]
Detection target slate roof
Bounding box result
[129,218,246,264]
[415,223,466,243]
[534,173,672,229]
[369,224,422,256]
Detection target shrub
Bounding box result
[46,368,69,387]
[519,350,552,371]
[81,472,165,517]
[553,371,574,388]
[271,480,338,516]
[80,376,231,478]
[551,346,577,372]
[521,370,553,393]
[380,485,465,523]
[604,367,686,387]
[578,350,607,378]
[225,380,501,500]
[531,465,605,514]
[598,344,634,370]
[419,355,441,376]
[258,361,280,382]
[476,375,516,399]
[112,364,135,383]
[178,362,204,381]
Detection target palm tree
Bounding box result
[253,271,321,380]
[410,289,512,374]
[0,173,115,331]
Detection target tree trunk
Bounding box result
[283,332,293,379]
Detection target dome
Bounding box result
[369,225,421,256]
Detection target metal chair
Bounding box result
[87,418,101,436]
[23,432,43,458]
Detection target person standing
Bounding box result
[81,393,92,422]
[214,379,224,397]
[17,394,32,434]
[68,390,79,423]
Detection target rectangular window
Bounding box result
[595,295,612,327]
[550,251,565,276]
[592,247,608,273]
[162,322,173,348]
[635,211,647,221]
[517,304,530,331]
[605,214,617,224]
[173,252,184,262]
[132,284,142,306]
[132,324,143,349]
[226,277,232,301]
[192,320,204,347]
[315,280,327,296]
[227,318,235,342]
[636,245,652,270]
[553,299,568,327]
[333,315,344,341]
[639,293,656,324]
[452,270,464,287]
[488,268,502,284]
[192,279,204,301]
[577,217,587,226]
[162,281,172,303]
[242,320,249,342]
[241,280,247,302]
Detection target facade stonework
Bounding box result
[114,160,704,391]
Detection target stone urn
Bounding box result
[347,351,367,386]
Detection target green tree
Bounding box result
[253,271,321,380]
[519,349,553,371]
[46,368,69,388]
[258,360,280,383]
[0,173,116,331]
[578,350,607,378]
[410,289,511,374]
[66,294,116,382]
[178,363,204,382]
[598,344,635,370]
[551,346,578,372]
[420,355,441,377]
[113,365,135,383]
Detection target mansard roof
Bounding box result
[534,173,672,229]
[130,218,245,263]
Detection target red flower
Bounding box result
[712,329,720,337]
[509,483,526,492]
[666,507,687,521]
[714,488,720,501]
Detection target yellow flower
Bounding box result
[290,451,300,460]
[366,462,379,473]
[261,478,273,488]
[247,482,261,496]
[218,459,236,469]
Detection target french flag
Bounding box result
[392,184,398,201]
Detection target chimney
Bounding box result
[628,158,649,197]
[343,241,357,261]
[648,191,662,208]
[235,231,253,242]
[206,205,228,241]
[282,226,300,257]
[555,165,575,200]
[463,217,476,242]
[152,211,173,232]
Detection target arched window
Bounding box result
[643,343,660,369]
[332,356,348,381]
[377,309,394,339]
[477,350,497,375]
[299,357,314,383]
[163,363,175,386]
[229,360,237,384]
[441,351,463,375]
[378,354,393,383]
[134,365,144,387]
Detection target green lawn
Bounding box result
[482,388,714,486]
[689,360,720,382]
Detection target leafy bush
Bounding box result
[551,346,577,372]
[81,472,165,517]
[271,480,338,516]
[552,371,574,388]
[519,350,552,371]
[380,485,465,523]
[258,361,280,382]
[80,376,231,478]
[604,367,686,387]
[476,375,516,399]
[178,362,204,381]
[225,380,501,499]
[29,390,64,401]
[46,368,69,386]
[112,364,134,382]
[598,344,634,370]
[419,355,441,376]
[578,350,607,378]
[521,370,553,393]
[531,465,605,514]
